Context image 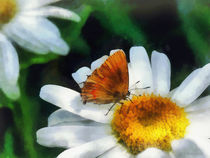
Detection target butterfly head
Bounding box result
[127,91,131,97]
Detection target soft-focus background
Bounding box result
[0,0,209,157]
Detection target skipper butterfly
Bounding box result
[81,50,129,105]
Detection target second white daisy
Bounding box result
[0,0,80,99]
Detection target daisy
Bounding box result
[0,0,80,99]
[37,46,210,158]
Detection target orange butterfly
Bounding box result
[81,50,129,105]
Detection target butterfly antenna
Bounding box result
[105,103,116,116]
[129,86,150,91]
[142,86,150,89]
[129,81,141,89]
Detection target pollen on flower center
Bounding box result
[0,0,17,25]
[111,94,189,155]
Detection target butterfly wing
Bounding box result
[81,50,129,104]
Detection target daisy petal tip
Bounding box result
[51,39,70,56]
[1,83,20,100]
[110,49,121,55]
[61,43,70,56]
[59,9,81,22]
[71,13,81,22]
[7,90,20,100]
[72,67,91,84]
[39,84,56,100]
[203,63,210,74]
[152,50,163,57]
[36,128,44,144]
[152,50,169,62]
[129,46,149,63]
[91,55,108,71]
[130,46,146,55]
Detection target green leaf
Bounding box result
[57,5,93,54]
[177,0,210,64]
[14,69,38,158]
[0,130,17,158]
[19,50,58,69]
[87,0,147,45]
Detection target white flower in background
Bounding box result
[0,0,80,99]
[37,46,210,158]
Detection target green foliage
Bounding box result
[13,69,38,158]
[19,52,58,70]
[0,130,17,158]
[177,0,210,65]
[57,4,93,55]
[87,0,147,45]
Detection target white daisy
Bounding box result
[37,46,210,158]
[0,0,80,99]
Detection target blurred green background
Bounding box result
[0,0,209,157]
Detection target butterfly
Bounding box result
[81,50,129,106]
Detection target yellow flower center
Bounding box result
[111,94,189,155]
[0,0,17,25]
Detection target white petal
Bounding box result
[40,85,112,123]
[0,33,19,85]
[57,136,116,158]
[23,6,80,22]
[172,69,200,101]
[20,0,61,9]
[110,49,121,55]
[185,137,210,157]
[186,109,210,138]
[37,125,111,148]
[168,88,177,97]
[0,33,20,99]
[0,83,20,100]
[151,51,171,95]
[129,46,153,93]
[48,109,103,127]
[98,146,131,158]
[185,95,210,112]
[137,148,170,158]
[3,17,69,55]
[128,63,135,89]
[72,67,92,87]
[48,109,86,126]
[169,152,176,158]
[91,55,108,71]
[171,139,205,158]
[172,64,210,106]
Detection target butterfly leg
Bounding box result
[126,106,131,114]
[105,103,116,116]
[126,97,133,103]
